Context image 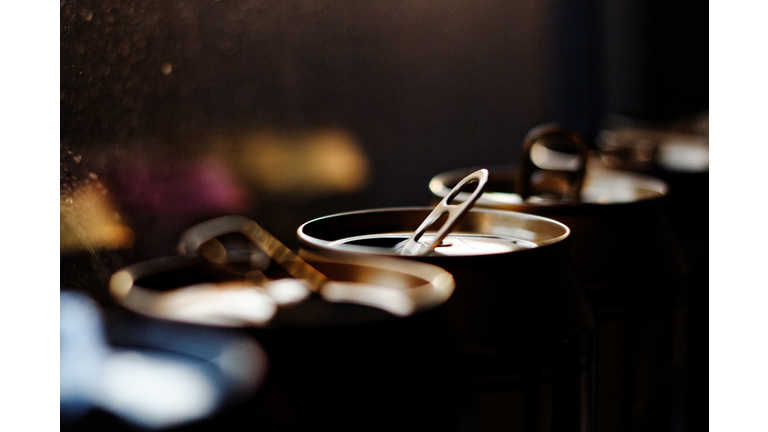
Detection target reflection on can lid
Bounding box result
[429,165,668,207]
[330,232,539,257]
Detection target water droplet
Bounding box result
[73,155,82,163]
[161,62,173,75]
[81,8,93,22]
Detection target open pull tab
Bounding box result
[177,215,328,293]
[398,168,489,256]
[515,123,589,202]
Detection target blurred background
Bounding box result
[60,0,707,256]
[59,0,708,430]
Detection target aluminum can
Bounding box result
[110,248,461,432]
[298,207,597,432]
[596,118,709,432]
[429,127,688,432]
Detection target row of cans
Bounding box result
[107,122,707,432]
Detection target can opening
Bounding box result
[330,233,538,256]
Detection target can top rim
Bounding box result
[297,207,570,257]
[429,165,669,208]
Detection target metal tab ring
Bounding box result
[177,215,328,293]
[399,168,489,256]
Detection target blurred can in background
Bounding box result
[596,114,708,432]
[429,124,689,432]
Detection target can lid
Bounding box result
[330,232,539,257]
[596,123,709,173]
[298,208,569,258]
[429,165,668,207]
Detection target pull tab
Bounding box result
[177,215,328,292]
[399,168,489,256]
[515,123,589,202]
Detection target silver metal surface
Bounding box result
[398,168,488,256]
[516,123,590,202]
[299,206,570,259]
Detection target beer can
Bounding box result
[110,242,462,432]
[428,125,688,432]
[596,119,708,432]
[298,207,597,432]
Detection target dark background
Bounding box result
[60,0,708,253]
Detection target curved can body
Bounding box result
[110,246,462,432]
[597,121,709,432]
[298,207,597,432]
[430,166,688,432]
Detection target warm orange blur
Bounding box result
[231,127,371,197]
[60,181,135,254]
